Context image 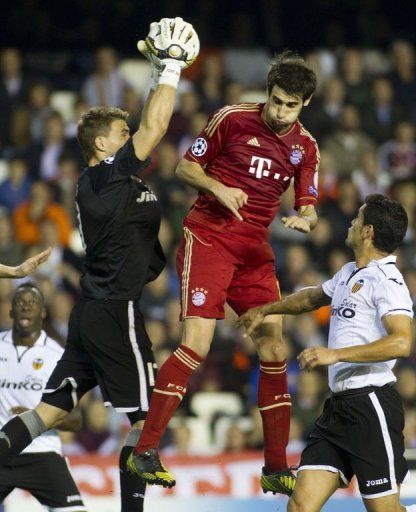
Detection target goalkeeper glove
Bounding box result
[138,17,200,89]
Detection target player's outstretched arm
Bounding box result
[133,18,200,161]
[282,205,318,233]
[0,247,52,278]
[176,158,248,221]
[237,285,331,337]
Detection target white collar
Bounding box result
[0,329,47,346]
[366,254,397,267]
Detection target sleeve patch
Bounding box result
[191,137,208,157]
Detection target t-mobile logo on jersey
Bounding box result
[249,156,272,178]
[248,156,289,181]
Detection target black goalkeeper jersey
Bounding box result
[76,138,166,299]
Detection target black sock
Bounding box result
[120,445,146,512]
[0,416,35,464]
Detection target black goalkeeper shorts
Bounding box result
[42,298,157,422]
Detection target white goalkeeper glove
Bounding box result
[138,17,200,89]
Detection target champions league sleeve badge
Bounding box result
[191,137,208,157]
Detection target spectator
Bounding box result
[323,104,376,176]
[339,47,371,109]
[166,90,200,145]
[224,423,250,454]
[396,365,416,411]
[0,213,24,266]
[378,120,416,181]
[161,420,194,457]
[352,150,391,200]
[13,181,72,247]
[362,77,406,144]
[26,82,53,142]
[388,39,416,122]
[27,111,81,181]
[82,46,131,108]
[0,156,31,213]
[292,370,326,439]
[301,76,345,141]
[195,52,227,113]
[0,48,30,148]
[320,177,361,247]
[76,399,120,455]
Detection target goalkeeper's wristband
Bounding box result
[158,60,182,88]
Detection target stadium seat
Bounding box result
[170,416,213,454]
[50,91,77,123]
[119,59,152,97]
[190,392,244,424]
[240,90,267,103]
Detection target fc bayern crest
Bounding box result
[289,144,305,165]
[191,288,208,306]
[32,358,44,370]
[191,138,208,157]
[290,148,303,165]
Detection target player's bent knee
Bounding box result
[255,336,287,361]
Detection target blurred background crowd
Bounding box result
[0,0,416,463]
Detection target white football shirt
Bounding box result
[0,330,64,454]
[322,255,413,392]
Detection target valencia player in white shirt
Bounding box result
[0,283,85,512]
[238,194,415,512]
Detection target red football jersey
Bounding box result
[184,103,320,240]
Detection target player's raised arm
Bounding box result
[132,18,200,161]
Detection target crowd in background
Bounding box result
[0,35,415,461]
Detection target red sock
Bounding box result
[258,360,291,472]
[135,345,203,454]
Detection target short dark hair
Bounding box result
[363,194,408,253]
[266,50,317,101]
[13,282,45,306]
[77,106,129,164]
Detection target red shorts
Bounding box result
[176,223,281,319]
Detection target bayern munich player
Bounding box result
[130,51,320,496]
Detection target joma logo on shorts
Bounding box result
[66,495,82,502]
[366,478,388,487]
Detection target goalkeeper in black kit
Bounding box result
[0,17,199,512]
